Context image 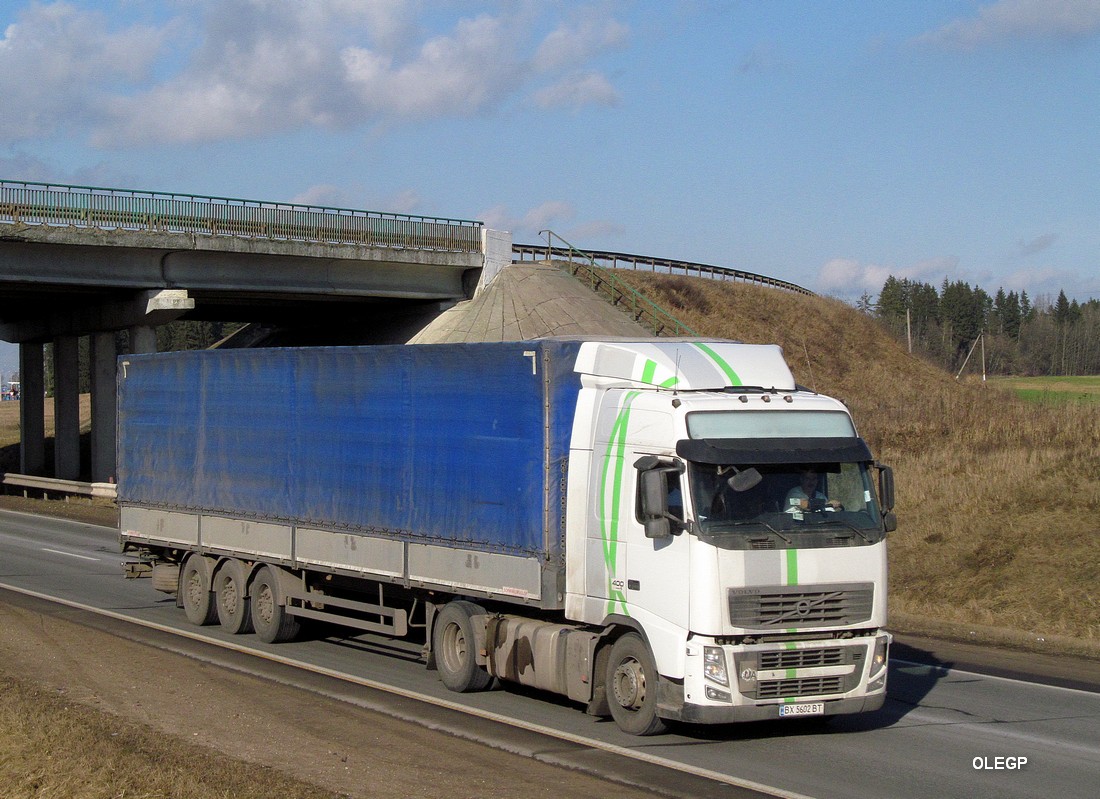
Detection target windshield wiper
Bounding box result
[815,514,873,543]
[723,519,793,545]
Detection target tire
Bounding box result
[605,632,667,736]
[180,555,218,626]
[213,559,253,635]
[433,601,492,693]
[249,565,300,644]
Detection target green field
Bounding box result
[990,375,1100,405]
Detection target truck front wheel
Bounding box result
[433,601,492,692]
[605,633,667,736]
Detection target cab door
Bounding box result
[585,391,691,675]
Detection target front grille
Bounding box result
[729,583,874,629]
[760,647,844,670]
[758,676,843,699]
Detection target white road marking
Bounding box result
[40,547,100,562]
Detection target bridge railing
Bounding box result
[513,243,813,296]
[534,231,698,337]
[0,180,483,253]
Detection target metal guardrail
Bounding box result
[533,231,698,337]
[513,243,814,296]
[2,472,117,500]
[0,179,483,253]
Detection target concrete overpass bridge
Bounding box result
[1,179,511,483]
[1,181,812,489]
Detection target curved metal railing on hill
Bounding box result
[513,242,814,296]
[0,179,483,253]
[529,231,698,337]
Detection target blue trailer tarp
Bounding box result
[117,342,584,557]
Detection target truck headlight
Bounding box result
[872,635,889,675]
[703,646,729,686]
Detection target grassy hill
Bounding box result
[622,272,1100,654]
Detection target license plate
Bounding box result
[780,702,824,717]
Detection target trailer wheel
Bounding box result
[249,566,300,644]
[214,559,253,635]
[605,633,667,736]
[180,555,218,626]
[433,601,492,693]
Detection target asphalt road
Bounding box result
[2,508,1098,799]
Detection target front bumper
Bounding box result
[660,685,885,724]
[660,632,890,725]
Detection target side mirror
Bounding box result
[644,517,672,539]
[876,463,895,512]
[639,469,671,539]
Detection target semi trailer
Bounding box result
[118,338,895,735]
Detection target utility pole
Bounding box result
[956,332,985,381]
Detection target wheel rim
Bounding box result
[611,656,646,711]
[185,569,204,610]
[441,622,467,674]
[219,574,239,616]
[255,582,274,626]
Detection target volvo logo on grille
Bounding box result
[796,599,813,616]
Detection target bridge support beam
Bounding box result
[52,336,81,480]
[19,343,45,476]
[90,332,116,482]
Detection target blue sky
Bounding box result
[1,0,1098,359]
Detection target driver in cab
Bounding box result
[785,468,842,514]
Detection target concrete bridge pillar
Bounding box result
[90,332,116,482]
[52,335,81,480]
[129,325,157,354]
[18,342,45,475]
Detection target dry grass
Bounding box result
[623,272,1100,644]
[0,674,341,799]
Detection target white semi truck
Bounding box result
[119,338,895,735]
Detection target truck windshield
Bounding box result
[688,460,885,550]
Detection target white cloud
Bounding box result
[477,204,515,233]
[522,200,575,231]
[915,0,1100,50]
[817,256,959,295]
[342,13,526,118]
[288,184,423,215]
[999,264,1091,297]
[476,200,583,239]
[1018,232,1057,255]
[383,189,423,216]
[533,71,620,110]
[0,2,168,141]
[475,202,624,247]
[0,1,630,147]
[290,184,355,208]
[533,10,629,72]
